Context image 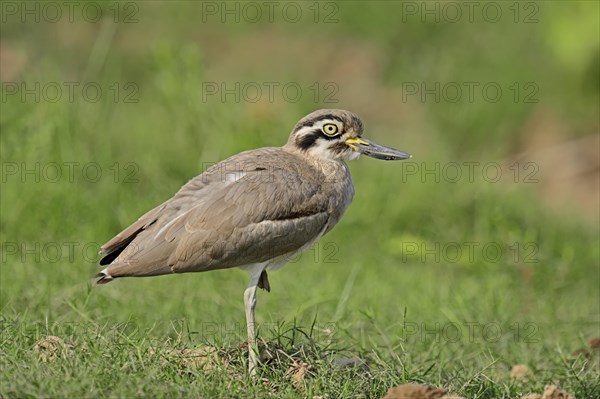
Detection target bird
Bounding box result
[95,109,411,375]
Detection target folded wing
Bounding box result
[97,148,330,282]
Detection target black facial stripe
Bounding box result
[293,114,345,133]
[296,127,341,151]
[296,130,321,150]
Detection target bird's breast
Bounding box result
[313,160,354,232]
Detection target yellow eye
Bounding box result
[322,123,339,136]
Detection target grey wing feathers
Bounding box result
[98,148,332,280]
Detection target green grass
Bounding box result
[1,1,599,398]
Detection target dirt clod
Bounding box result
[285,359,311,391]
[520,384,576,399]
[149,345,227,373]
[541,385,575,399]
[510,364,531,382]
[34,336,73,362]
[382,383,465,399]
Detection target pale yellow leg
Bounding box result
[243,273,260,376]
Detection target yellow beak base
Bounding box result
[345,137,369,151]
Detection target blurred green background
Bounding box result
[1,1,599,397]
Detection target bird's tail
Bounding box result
[95,267,114,285]
[94,261,173,285]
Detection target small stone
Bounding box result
[332,356,368,371]
[150,345,225,372]
[510,364,531,382]
[285,359,311,391]
[382,383,447,399]
[177,346,221,370]
[541,385,575,399]
[34,336,73,362]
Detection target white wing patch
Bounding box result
[154,211,188,239]
[225,171,246,183]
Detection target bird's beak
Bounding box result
[345,137,412,160]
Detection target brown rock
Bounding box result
[285,359,311,391]
[382,384,446,399]
[149,345,225,372]
[176,346,222,370]
[33,336,73,362]
[511,364,532,382]
[541,385,575,399]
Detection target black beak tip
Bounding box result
[351,138,411,161]
[361,148,412,161]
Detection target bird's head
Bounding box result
[286,109,411,161]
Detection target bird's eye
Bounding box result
[322,123,339,136]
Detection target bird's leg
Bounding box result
[244,271,261,376]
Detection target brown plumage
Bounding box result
[95,109,411,375]
[97,147,352,283]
